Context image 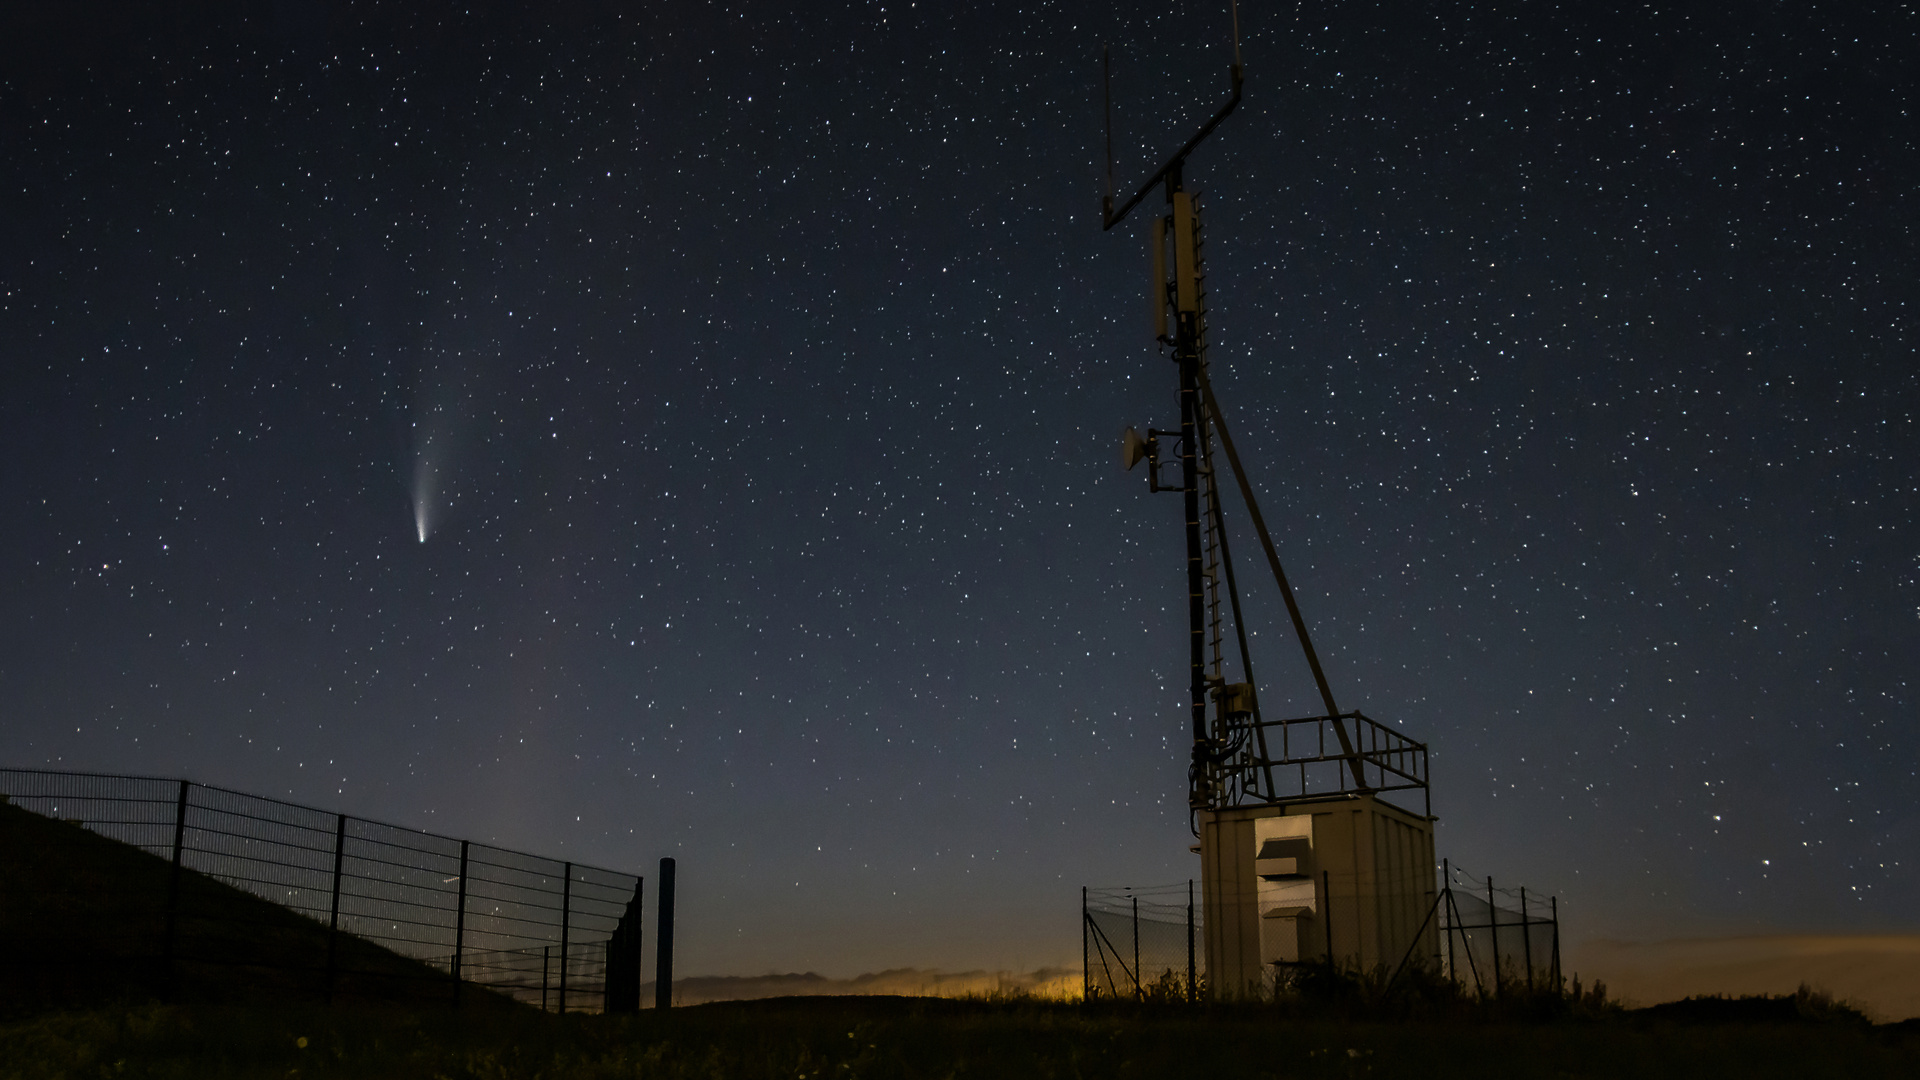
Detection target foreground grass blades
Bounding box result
[3,996,1918,1080]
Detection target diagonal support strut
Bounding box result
[1194,364,1367,791]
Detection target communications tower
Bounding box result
[1101,8,1437,996]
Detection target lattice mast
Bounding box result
[1104,8,1430,820]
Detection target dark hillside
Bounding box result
[0,800,514,1015]
[4,996,1920,1080]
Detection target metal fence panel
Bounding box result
[1438,864,1560,994]
[1078,864,1560,1002]
[1083,883,1202,1000]
[0,767,641,1012]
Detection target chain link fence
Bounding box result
[1081,862,1560,1001]
[1437,860,1560,994]
[0,767,642,1012]
[1081,882,1201,1001]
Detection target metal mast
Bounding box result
[1106,9,1422,817]
[1103,28,1242,812]
[1102,13,1440,994]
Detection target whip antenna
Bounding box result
[1230,0,1243,71]
[1102,44,1115,224]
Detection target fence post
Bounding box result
[1520,885,1533,991]
[1442,859,1454,985]
[1131,895,1141,1000]
[1186,879,1196,1004]
[656,856,676,1009]
[1550,896,1562,990]
[1488,876,1500,998]
[1081,887,1089,1002]
[161,780,190,998]
[557,862,572,1014]
[326,814,347,1004]
[452,839,470,1006]
[1323,869,1334,973]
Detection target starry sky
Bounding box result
[2,1,1913,977]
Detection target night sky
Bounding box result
[3,1,1913,978]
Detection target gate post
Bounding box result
[656,856,676,1009]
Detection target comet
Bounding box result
[411,444,438,543]
[409,349,476,544]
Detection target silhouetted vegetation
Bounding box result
[1635,983,1873,1027]
[2,992,1917,1080]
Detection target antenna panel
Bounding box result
[1172,192,1199,314]
[1150,216,1169,339]
[1122,426,1150,472]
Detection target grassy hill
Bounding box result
[0,800,514,1016]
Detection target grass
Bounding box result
[1,993,1916,1080]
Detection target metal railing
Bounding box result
[0,767,641,1011]
[1230,711,1430,817]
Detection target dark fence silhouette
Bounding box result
[1082,862,1560,1001]
[0,767,643,1012]
[1082,882,1201,1001]
[1436,860,1560,995]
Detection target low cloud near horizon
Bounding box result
[657,936,1920,1021]
[648,968,1082,1007]
[1568,935,1920,1021]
